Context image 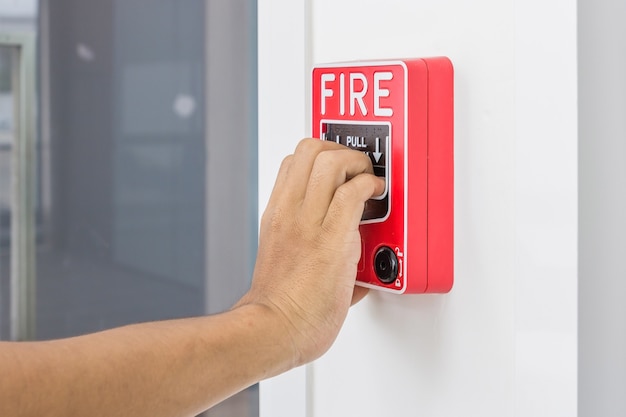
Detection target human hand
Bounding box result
[236,138,385,368]
[0,138,384,417]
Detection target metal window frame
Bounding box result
[0,32,37,341]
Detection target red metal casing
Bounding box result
[312,57,453,294]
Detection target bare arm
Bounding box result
[0,306,293,416]
[0,139,385,417]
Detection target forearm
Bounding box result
[0,139,383,415]
[0,303,294,417]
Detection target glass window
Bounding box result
[0,44,15,339]
[1,0,258,415]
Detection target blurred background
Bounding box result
[0,1,258,415]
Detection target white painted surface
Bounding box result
[259,1,578,416]
[514,1,578,416]
[257,1,309,416]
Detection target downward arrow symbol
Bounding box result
[373,137,383,163]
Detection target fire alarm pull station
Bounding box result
[312,57,454,294]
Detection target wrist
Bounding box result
[229,302,301,377]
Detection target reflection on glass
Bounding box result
[0,0,257,414]
[38,0,258,415]
[37,0,206,341]
[0,46,14,339]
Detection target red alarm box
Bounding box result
[312,57,454,294]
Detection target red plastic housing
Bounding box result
[312,57,454,294]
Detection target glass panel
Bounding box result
[37,0,206,340]
[37,0,259,415]
[0,45,15,339]
[1,1,259,412]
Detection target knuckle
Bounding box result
[295,138,323,155]
[313,149,341,172]
[277,154,294,176]
[262,206,285,233]
[263,205,310,240]
[333,182,358,205]
[281,154,294,168]
[315,148,372,176]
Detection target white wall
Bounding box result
[257,3,309,415]
[259,1,578,416]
